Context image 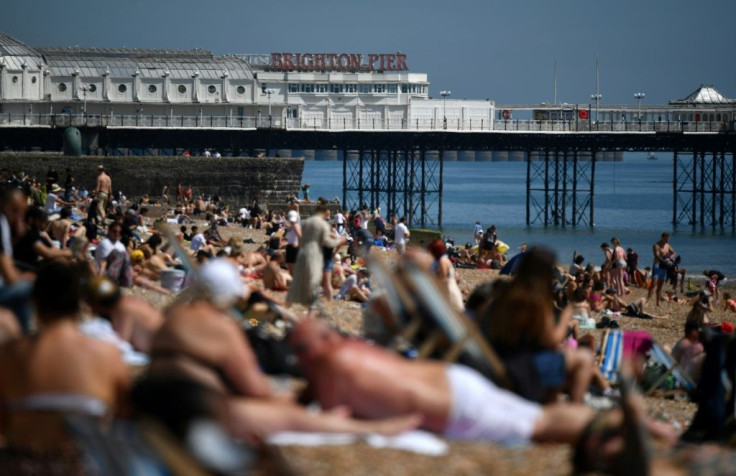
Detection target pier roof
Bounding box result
[670,85,734,105]
[0,33,43,70]
[34,46,254,80]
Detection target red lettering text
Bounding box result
[327,54,337,69]
[315,54,325,70]
[270,53,283,69]
[368,54,379,71]
[396,54,407,71]
[283,53,295,70]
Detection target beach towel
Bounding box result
[267,430,448,456]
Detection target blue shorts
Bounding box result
[532,351,566,389]
[652,264,668,281]
[323,255,334,272]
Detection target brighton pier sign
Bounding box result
[269,53,408,72]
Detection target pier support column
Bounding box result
[526,147,595,227]
[342,146,442,228]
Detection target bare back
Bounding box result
[110,295,164,353]
[150,301,271,398]
[308,341,452,432]
[0,321,130,450]
[96,172,112,195]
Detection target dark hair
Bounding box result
[33,261,82,320]
[59,206,72,219]
[685,320,700,334]
[146,233,163,250]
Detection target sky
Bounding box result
[4,0,735,106]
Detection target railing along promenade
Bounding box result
[0,113,732,134]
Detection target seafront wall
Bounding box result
[0,155,304,206]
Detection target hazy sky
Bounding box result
[4,0,734,106]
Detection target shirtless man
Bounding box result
[288,319,675,447]
[263,251,292,291]
[94,165,112,224]
[647,232,675,306]
[148,297,419,442]
[47,206,73,248]
[0,262,130,460]
[85,276,165,353]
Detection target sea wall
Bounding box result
[0,155,304,206]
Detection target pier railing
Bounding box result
[0,113,732,133]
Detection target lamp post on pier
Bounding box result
[634,92,645,126]
[590,93,602,124]
[440,90,451,129]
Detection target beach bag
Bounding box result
[245,326,302,377]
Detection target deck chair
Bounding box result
[367,255,511,389]
[598,329,654,382]
[598,329,625,383]
[645,343,696,395]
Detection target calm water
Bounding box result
[303,154,736,276]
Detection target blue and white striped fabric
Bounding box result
[650,343,695,392]
[599,330,624,382]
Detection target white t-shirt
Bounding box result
[338,274,359,299]
[190,233,207,251]
[44,193,60,214]
[395,222,409,245]
[94,238,126,268]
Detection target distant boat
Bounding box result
[647,153,658,161]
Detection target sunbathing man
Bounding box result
[147,295,420,442]
[288,319,675,446]
[263,251,292,291]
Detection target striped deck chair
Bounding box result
[599,329,624,382]
[598,329,655,383]
[645,343,696,395]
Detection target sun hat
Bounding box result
[51,184,63,193]
[130,250,145,261]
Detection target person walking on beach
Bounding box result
[287,205,346,306]
[394,216,410,255]
[648,232,676,307]
[94,165,112,225]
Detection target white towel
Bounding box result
[267,430,448,456]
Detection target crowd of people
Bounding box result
[1,164,736,474]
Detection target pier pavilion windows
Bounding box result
[315,83,328,94]
[236,85,245,95]
[329,84,344,94]
[345,83,357,94]
[288,83,299,93]
[31,76,36,84]
[208,85,217,94]
[299,84,315,93]
[88,84,96,92]
[118,84,127,93]
[178,85,187,94]
[387,84,397,94]
[148,84,157,93]
[57,83,67,92]
[11,76,18,84]
[359,84,372,94]
[373,84,386,94]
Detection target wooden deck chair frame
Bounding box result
[368,256,511,389]
[644,343,696,396]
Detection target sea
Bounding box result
[302,153,736,277]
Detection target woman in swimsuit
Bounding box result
[0,261,131,470]
[610,237,628,296]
